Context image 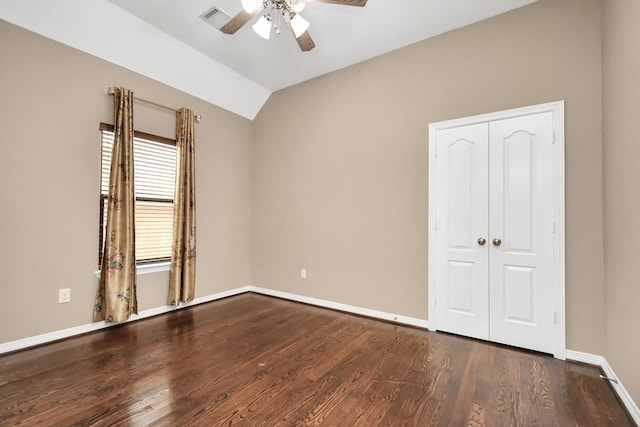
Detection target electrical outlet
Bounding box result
[58,288,71,304]
[300,268,307,279]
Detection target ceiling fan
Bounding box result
[220,0,368,52]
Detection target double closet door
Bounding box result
[433,110,558,355]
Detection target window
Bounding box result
[99,123,177,265]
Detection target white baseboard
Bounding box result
[0,286,250,355]
[248,286,430,329]
[0,285,427,353]
[566,350,640,425]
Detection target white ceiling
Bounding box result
[0,0,536,119]
[108,0,537,92]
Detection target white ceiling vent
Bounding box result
[199,5,232,31]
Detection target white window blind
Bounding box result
[99,123,177,264]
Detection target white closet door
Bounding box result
[488,112,556,354]
[434,123,490,341]
[432,109,558,355]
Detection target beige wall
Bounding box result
[252,0,605,354]
[603,0,640,405]
[0,20,253,342]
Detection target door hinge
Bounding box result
[552,221,556,233]
[553,311,557,324]
[435,220,440,231]
[552,132,556,144]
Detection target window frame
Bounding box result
[98,122,177,269]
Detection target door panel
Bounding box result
[489,112,555,354]
[447,261,474,313]
[503,130,535,252]
[503,265,535,324]
[435,123,489,340]
[448,139,476,248]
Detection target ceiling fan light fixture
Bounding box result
[253,15,272,39]
[241,0,263,13]
[290,13,310,38]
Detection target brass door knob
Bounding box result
[492,238,502,246]
[477,237,487,246]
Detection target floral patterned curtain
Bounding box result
[168,108,196,305]
[94,87,138,322]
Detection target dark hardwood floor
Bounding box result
[0,293,634,426]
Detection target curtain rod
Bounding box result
[107,87,202,123]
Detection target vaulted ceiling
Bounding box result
[0,0,537,119]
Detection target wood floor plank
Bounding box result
[0,293,634,426]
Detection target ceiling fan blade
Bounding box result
[295,31,316,51]
[284,11,316,51]
[310,0,367,6]
[220,9,261,34]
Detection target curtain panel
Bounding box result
[168,108,197,305]
[94,87,138,322]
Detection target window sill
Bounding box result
[94,261,171,278]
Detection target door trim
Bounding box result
[428,101,566,359]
